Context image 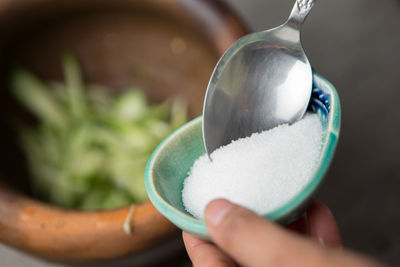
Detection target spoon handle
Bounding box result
[287,0,316,30]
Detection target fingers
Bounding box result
[205,199,336,267]
[182,231,237,267]
[287,214,308,234]
[307,201,342,248]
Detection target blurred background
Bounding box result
[0,0,399,266]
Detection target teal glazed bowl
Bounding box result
[145,72,341,239]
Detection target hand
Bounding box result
[183,199,382,267]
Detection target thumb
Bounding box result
[204,199,373,267]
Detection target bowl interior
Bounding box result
[145,72,341,238]
[0,0,241,196]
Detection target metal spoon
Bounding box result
[203,0,316,155]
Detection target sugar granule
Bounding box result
[182,113,323,219]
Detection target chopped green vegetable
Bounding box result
[11,69,68,128]
[63,52,88,119]
[11,54,188,210]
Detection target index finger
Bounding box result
[182,231,237,267]
[307,201,342,248]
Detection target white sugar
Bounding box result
[182,113,323,219]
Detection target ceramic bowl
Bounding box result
[145,72,341,239]
[0,0,247,262]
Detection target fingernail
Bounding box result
[205,199,234,227]
[317,236,327,248]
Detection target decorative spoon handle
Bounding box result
[297,0,315,10]
[287,0,316,29]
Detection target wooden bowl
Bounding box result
[0,0,247,262]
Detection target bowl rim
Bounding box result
[145,71,341,238]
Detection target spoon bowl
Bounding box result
[203,0,316,155]
[145,72,340,239]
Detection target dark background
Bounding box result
[1,0,399,266]
[230,0,400,265]
[228,0,400,265]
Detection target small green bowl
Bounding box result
[145,72,341,239]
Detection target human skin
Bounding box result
[183,199,384,267]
